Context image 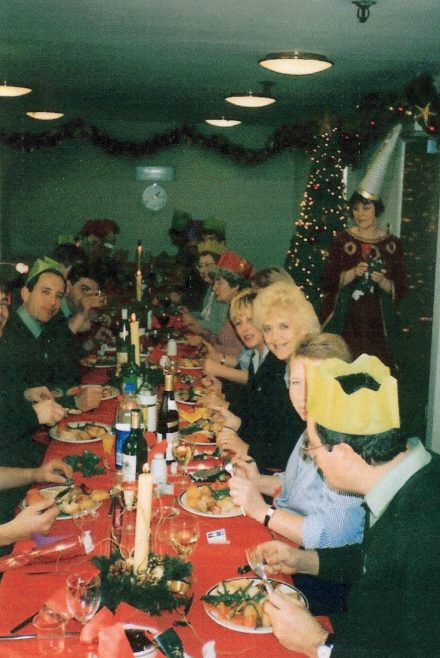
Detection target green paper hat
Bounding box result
[25,256,64,286]
[170,209,192,233]
[203,216,226,239]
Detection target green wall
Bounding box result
[0,121,310,270]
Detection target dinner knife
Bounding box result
[9,613,40,634]
[0,632,79,641]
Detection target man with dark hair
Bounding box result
[50,242,88,277]
[254,355,440,658]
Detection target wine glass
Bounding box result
[65,571,101,624]
[169,515,200,559]
[172,437,194,485]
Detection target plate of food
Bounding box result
[80,355,117,368]
[175,387,204,406]
[178,357,203,370]
[22,485,109,519]
[202,577,307,633]
[179,483,241,518]
[124,625,158,657]
[50,422,114,444]
[181,430,216,446]
[67,385,119,401]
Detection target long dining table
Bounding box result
[0,353,331,658]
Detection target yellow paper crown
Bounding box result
[197,239,226,256]
[25,256,64,286]
[306,354,400,435]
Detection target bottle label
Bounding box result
[122,454,137,482]
[115,423,131,469]
[116,352,128,366]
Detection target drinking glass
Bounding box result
[172,437,194,485]
[169,515,200,559]
[65,571,101,624]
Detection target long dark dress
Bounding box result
[319,229,406,368]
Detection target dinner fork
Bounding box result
[245,547,275,596]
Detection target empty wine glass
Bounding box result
[169,514,200,560]
[65,571,101,624]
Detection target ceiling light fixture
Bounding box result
[26,111,64,120]
[259,51,333,76]
[205,118,242,127]
[352,0,377,23]
[0,82,32,97]
[225,92,276,108]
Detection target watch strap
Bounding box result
[263,505,276,527]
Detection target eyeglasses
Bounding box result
[301,437,333,461]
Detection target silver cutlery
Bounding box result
[245,548,275,595]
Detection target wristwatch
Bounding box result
[317,633,335,658]
[263,505,276,527]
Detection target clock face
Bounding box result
[142,183,168,211]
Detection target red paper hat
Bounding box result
[215,251,254,279]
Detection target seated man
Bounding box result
[1,258,101,413]
[62,261,113,351]
[0,458,72,547]
[254,354,440,658]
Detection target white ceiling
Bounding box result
[0,0,439,130]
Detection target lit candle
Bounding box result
[133,464,153,574]
[130,312,140,367]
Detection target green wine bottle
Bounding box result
[121,409,148,482]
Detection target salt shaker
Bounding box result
[150,453,168,485]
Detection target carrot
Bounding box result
[26,488,44,505]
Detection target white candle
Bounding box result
[130,313,141,367]
[135,270,142,302]
[133,464,153,574]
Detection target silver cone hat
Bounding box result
[357,124,403,201]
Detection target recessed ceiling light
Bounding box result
[26,111,64,120]
[225,92,276,108]
[205,118,242,127]
[0,83,32,97]
[259,51,333,75]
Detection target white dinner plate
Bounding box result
[203,577,308,633]
[49,421,113,443]
[66,385,119,401]
[180,430,216,446]
[21,485,102,520]
[80,356,117,368]
[179,489,241,518]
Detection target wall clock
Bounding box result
[142,183,168,211]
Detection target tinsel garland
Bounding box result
[0,75,438,165]
[93,551,193,615]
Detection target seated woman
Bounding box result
[228,333,364,548]
[179,241,228,335]
[185,251,253,359]
[214,281,320,469]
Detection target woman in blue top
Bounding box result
[229,332,365,550]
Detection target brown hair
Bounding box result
[295,333,352,363]
[230,290,257,324]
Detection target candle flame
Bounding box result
[142,463,150,474]
[130,312,137,321]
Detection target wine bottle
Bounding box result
[121,409,148,483]
[114,383,138,471]
[122,344,141,393]
[157,373,179,462]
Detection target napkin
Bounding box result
[80,606,114,643]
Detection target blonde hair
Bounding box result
[229,290,257,324]
[253,281,320,337]
[295,333,352,363]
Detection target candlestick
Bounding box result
[133,464,153,574]
[135,270,142,302]
[130,312,141,367]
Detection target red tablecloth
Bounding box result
[0,356,330,657]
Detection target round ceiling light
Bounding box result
[259,51,333,75]
[225,92,276,108]
[26,111,64,120]
[205,118,242,127]
[0,83,32,97]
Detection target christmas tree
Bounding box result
[285,126,347,311]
